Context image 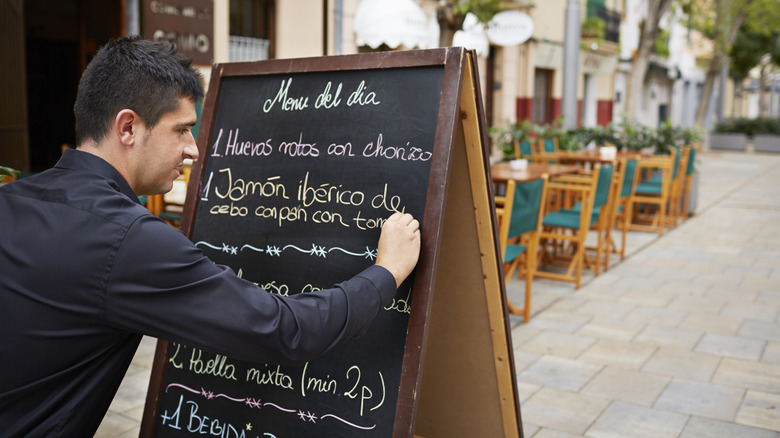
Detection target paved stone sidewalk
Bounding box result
[508,151,780,438]
[96,151,780,437]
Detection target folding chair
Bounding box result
[628,148,677,236]
[535,167,600,289]
[558,165,614,276]
[682,145,697,220]
[514,140,533,159]
[535,138,559,163]
[496,176,549,322]
[667,146,690,227]
[607,158,638,264]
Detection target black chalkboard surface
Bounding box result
[142,48,523,438]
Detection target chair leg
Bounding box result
[504,258,527,318]
[623,198,634,258]
[523,240,535,323]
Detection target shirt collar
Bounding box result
[56,148,141,205]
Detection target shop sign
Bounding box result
[142,0,214,65]
[486,11,534,46]
[580,52,618,74]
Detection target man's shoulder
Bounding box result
[3,168,150,229]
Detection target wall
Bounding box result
[276,0,324,58]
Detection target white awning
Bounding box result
[354,0,430,49]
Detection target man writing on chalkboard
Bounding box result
[0,36,421,436]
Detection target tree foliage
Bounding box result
[729,24,776,83]
[436,0,503,47]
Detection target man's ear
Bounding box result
[115,109,142,147]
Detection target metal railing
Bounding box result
[229,36,270,62]
[586,4,620,43]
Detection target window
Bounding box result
[229,0,273,61]
[533,68,554,124]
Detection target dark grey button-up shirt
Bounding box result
[0,149,396,436]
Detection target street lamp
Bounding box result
[562,0,581,130]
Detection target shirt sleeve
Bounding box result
[104,214,397,365]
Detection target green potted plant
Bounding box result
[752,117,780,153]
[710,118,750,151]
[490,119,536,162]
[612,119,654,152]
[580,16,605,48]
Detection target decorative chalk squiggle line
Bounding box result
[195,241,238,255]
[165,383,375,430]
[263,402,297,413]
[328,246,377,261]
[195,240,375,261]
[167,383,200,395]
[283,244,328,258]
[194,241,222,251]
[241,244,265,253]
[320,414,377,430]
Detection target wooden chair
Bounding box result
[627,148,677,235]
[667,146,690,227]
[514,140,533,159]
[681,145,697,220]
[535,166,600,289]
[534,138,559,163]
[606,158,638,265]
[496,176,549,322]
[557,165,615,276]
[541,138,559,154]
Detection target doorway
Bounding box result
[24,0,122,171]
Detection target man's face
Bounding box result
[134,97,199,195]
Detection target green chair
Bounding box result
[607,159,638,264]
[514,140,533,159]
[537,138,559,163]
[542,138,558,154]
[628,148,677,235]
[682,146,697,220]
[496,175,548,322]
[558,165,614,276]
[536,166,600,289]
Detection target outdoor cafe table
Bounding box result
[490,162,582,184]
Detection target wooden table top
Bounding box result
[490,162,582,183]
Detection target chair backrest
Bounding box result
[671,146,681,179]
[593,165,614,208]
[686,146,696,176]
[543,139,556,153]
[546,166,600,231]
[506,176,547,241]
[517,140,532,158]
[620,159,638,199]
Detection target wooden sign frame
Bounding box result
[141,48,522,438]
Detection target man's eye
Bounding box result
[179,128,190,135]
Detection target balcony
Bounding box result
[586,4,620,44]
[229,36,269,62]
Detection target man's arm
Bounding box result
[105,211,421,364]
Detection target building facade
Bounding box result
[1,0,724,173]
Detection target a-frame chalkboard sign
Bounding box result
[141,47,523,438]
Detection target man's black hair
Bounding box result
[74,36,205,146]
